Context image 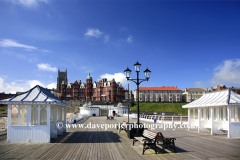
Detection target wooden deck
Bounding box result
[0,116,240,160]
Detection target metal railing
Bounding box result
[139,114,188,124]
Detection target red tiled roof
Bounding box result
[138,87,182,91]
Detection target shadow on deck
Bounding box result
[51,131,121,143]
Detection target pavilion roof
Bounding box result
[182,89,240,108]
[0,85,71,107]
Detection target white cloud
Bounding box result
[47,83,57,89]
[126,35,133,43]
[85,28,103,38]
[104,35,109,42]
[10,0,48,8]
[0,77,55,94]
[41,49,50,53]
[100,73,128,85]
[210,59,240,86]
[119,35,133,43]
[194,81,208,89]
[37,63,57,72]
[0,39,37,50]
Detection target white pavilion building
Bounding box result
[0,85,71,143]
[182,89,240,138]
[108,102,128,117]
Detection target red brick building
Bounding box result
[60,73,125,102]
[210,85,240,94]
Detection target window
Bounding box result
[231,107,235,122]
[201,108,204,120]
[196,92,198,94]
[195,96,198,99]
[218,107,222,121]
[31,106,38,125]
[190,109,194,119]
[40,106,47,125]
[238,107,240,122]
[19,105,27,125]
[206,108,210,120]
[200,92,202,94]
[195,109,198,119]
[225,107,228,121]
[57,107,61,122]
[214,107,217,121]
[11,105,18,125]
[62,107,65,121]
[50,106,54,123]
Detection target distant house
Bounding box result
[182,88,209,102]
[0,93,16,107]
[210,85,240,95]
[134,86,182,103]
[125,89,133,102]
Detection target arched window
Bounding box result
[40,106,47,125]
[11,105,18,125]
[31,106,38,125]
[19,105,27,125]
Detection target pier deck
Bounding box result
[0,116,240,160]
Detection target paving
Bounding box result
[0,116,240,160]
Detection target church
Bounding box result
[57,70,125,102]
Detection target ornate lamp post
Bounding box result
[124,61,151,134]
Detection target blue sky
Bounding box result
[0,0,240,93]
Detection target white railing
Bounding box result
[66,114,88,124]
[139,114,188,124]
[0,118,7,129]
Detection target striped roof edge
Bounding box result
[138,87,182,91]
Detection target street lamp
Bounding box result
[124,61,151,135]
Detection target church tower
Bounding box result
[86,73,93,101]
[57,68,68,91]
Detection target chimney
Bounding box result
[211,87,213,91]
[206,88,208,91]
[79,80,81,84]
[175,86,177,88]
[185,88,187,92]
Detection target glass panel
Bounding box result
[62,107,65,121]
[11,105,18,125]
[195,109,198,119]
[220,107,223,121]
[214,108,217,121]
[57,107,61,122]
[201,109,204,120]
[40,106,47,125]
[190,109,193,119]
[238,107,240,122]
[225,107,228,121]
[50,106,54,123]
[31,106,38,125]
[19,106,27,125]
[231,107,235,122]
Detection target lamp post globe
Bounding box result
[143,68,151,81]
[134,61,141,72]
[124,67,132,80]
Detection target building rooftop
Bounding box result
[138,87,182,91]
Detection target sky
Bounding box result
[0,0,240,94]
